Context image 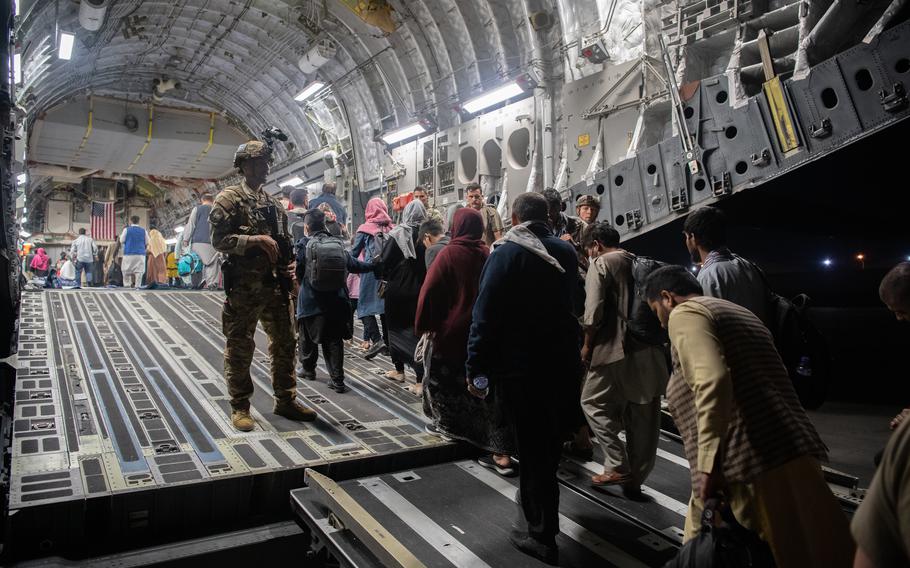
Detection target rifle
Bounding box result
[261,204,294,295]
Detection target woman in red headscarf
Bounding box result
[415,208,517,473]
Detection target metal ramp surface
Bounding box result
[10,289,460,556]
[292,460,681,568]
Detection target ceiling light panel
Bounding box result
[380,123,427,145]
[462,82,525,114]
[58,32,75,60]
[294,81,325,102]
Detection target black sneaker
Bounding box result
[477,454,516,477]
[363,341,386,361]
[327,380,348,393]
[622,484,647,501]
[296,365,316,380]
[508,530,558,566]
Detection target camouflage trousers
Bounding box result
[222,279,297,410]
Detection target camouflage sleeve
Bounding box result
[209,196,251,255]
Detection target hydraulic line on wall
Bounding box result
[68,95,93,167]
[126,104,154,172]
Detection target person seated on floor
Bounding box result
[415,208,517,475]
[419,218,448,269]
[58,253,79,287]
[295,208,375,393]
[645,265,853,567]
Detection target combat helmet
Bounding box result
[576,194,601,210]
[233,140,272,168]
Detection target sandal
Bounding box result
[384,370,405,382]
[478,454,517,477]
[591,471,631,486]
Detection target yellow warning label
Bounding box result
[577,133,590,148]
[763,76,800,155]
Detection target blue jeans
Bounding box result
[74,261,92,286]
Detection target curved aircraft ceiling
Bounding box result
[16,0,590,179]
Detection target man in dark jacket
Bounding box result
[295,208,373,393]
[466,192,583,565]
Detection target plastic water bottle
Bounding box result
[471,375,489,399]
[796,356,812,378]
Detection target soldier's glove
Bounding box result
[279,260,296,278]
[250,235,279,264]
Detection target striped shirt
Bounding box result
[666,296,826,485]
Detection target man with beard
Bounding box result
[465,183,503,246]
[413,186,444,228]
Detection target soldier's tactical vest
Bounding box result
[220,186,290,276]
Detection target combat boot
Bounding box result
[274,399,318,422]
[231,409,255,432]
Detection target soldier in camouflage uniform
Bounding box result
[210,140,317,431]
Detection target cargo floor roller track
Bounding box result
[10,289,460,555]
[291,458,686,568]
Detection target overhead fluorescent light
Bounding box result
[165,237,178,245]
[58,32,75,60]
[462,81,525,114]
[13,53,21,84]
[380,122,427,145]
[174,225,185,234]
[279,176,304,187]
[19,230,31,238]
[294,81,325,102]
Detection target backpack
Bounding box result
[288,212,307,243]
[304,234,347,292]
[735,255,830,410]
[178,251,202,277]
[625,256,669,346]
